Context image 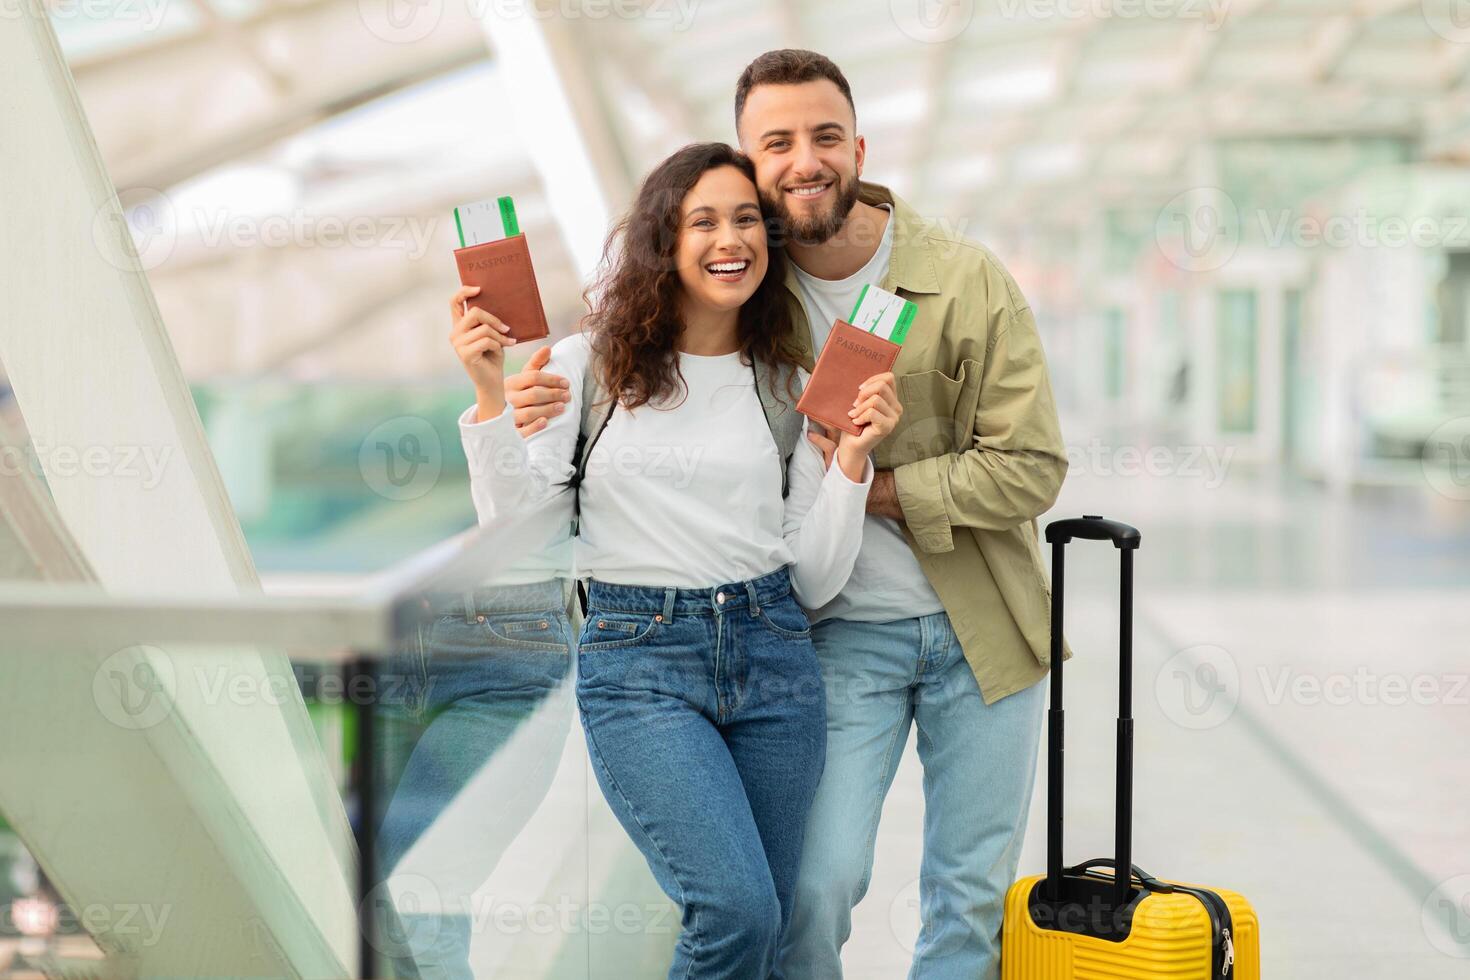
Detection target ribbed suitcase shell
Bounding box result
[1002,873,1260,979]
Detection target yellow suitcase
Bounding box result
[1001,517,1260,979]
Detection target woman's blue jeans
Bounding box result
[576,566,827,980]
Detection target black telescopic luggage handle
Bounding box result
[1043,515,1141,910]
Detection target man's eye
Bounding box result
[819,134,841,144]
[767,140,789,151]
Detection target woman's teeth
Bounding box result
[706,260,749,278]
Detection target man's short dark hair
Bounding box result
[734,49,856,131]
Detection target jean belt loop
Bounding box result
[661,588,677,624]
[462,590,477,624]
[745,579,760,617]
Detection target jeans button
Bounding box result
[716,592,726,605]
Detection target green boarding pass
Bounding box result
[453,195,520,248]
[849,283,916,345]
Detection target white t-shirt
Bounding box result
[789,206,947,623]
[459,333,872,606]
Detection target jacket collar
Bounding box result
[780,180,942,301]
[779,181,941,366]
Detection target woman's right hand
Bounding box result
[449,285,515,397]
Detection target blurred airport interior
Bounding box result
[2,0,1469,977]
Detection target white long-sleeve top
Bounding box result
[458,333,871,607]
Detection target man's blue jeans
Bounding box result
[577,567,827,980]
[776,613,1045,980]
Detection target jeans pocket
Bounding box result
[578,612,661,652]
[480,613,569,652]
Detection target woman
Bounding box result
[448,142,901,978]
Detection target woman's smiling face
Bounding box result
[673,164,770,316]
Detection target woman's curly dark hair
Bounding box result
[582,142,801,409]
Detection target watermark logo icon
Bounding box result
[93,645,176,730]
[360,416,442,501]
[888,874,966,957]
[1422,416,1470,501]
[1423,0,1470,43]
[890,0,974,43]
[92,187,177,272]
[1155,643,1239,730]
[359,0,444,44]
[1155,187,1240,273]
[1422,874,1470,958]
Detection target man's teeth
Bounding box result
[790,184,829,197]
[707,261,748,273]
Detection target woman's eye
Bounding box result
[736,215,759,226]
[692,219,715,229]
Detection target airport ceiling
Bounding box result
[52,0,1470,377]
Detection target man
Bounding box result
[503,49,1068,980]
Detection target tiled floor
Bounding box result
[842,463,1470,978]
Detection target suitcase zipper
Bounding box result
[1171,884,1234,978]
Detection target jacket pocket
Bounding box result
[881,360,979,466]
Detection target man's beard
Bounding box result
[762,172,861,248]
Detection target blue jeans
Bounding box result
[577,566,827,980]
[372,579,574,979]
[776,613,1045,980]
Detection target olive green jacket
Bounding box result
[782,182,1071,703]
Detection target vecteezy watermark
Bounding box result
[357,0,701,45]
[1156,187,1470,271]
[363,875,677,953]
[1422,416,1470,501]
[3,898,173,949]
[92,187,178,273]
[92,188,439,272]
[1256,666,1469,709]
[0,442,173,490]
[93,646,177,731]
[1156,645,1469,731]
[889,0,975,43]
[92,650,435,730]
[1254,209,1470,251]
[1423,0,1470,44]
[360,417,443,502]
[995,0,1230,26]
[1155,644,1241,731]
[1423,874,1470,958]
[1,0,171,30]
[1155,187,1241,273]
[1067,440,1235,489]
[466,437,707,490]
[888,875,969,957]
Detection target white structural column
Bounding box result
[0,10,354,978]
[476,8,636,279]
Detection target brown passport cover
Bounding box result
[796,319,901,435]
[453,234,551,342]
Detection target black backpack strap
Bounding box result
[570,356,613,533]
